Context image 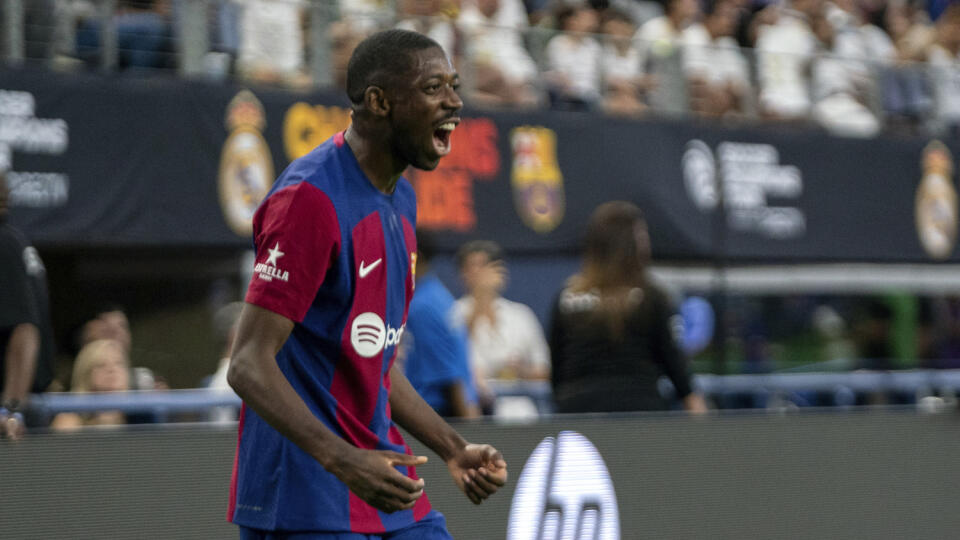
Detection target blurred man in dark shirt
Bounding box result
[0,171,55,438]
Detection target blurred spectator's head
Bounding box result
[581,201,650,288]
[662,0,702,25]
[80,304,132,353]
[477,0,501,19]
[556,4,600,33]
[791,0,824,21]
[600,8,637,39]
[936,2,960,52]
[456,240,506,295]
[811,8,835,46]
[704,0,741,38]
[72,339,130,393]
[398,0,441,17]
[0,170,8,223]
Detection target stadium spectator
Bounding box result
[0,0,56,63]
[402,232,481,418]
[810,7,881,136]
[635,0,702,112]
[78,304,132,354]
[75,0,176,71]
[599,8,652,116]
[549,201,708,413]
[329,20,370,93]
[395,0,462,64]
[0,171,56,439]
[755,0,822,120]
[926,2,960,136]
[875,0,935,131]
[544,4,603,111]
[234,0,310,87]
[457,0,541,107]
[50,339,131,431]
[681,0,751,118]
[453,240,550,415]
[205,301,243,423]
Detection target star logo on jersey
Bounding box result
[254,242,289,282]
[266,243,285,266]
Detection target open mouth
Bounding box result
[432,121,457,155]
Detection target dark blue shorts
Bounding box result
[238,510,452,540]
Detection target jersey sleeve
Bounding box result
[244,182,341,323]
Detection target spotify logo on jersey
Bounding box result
[507,431,619,540]
[350,312,404,358]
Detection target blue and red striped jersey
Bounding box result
[228,132,430,533]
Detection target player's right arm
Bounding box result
[227,302,427,513]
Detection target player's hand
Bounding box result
[447,443,507,505]
[332,448,427,513]
[0,408,25,441]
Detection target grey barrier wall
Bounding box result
[3,411,960,539]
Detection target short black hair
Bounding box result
[455,240,504,269]
[346,29,442,105]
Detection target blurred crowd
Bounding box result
[4,0,960,136]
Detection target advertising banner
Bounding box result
[2,67,958,262]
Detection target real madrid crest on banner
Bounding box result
[510,126,565,233]
[915,141,957,259]
[218,90,275,237]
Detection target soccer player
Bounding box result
[226,30,507,539]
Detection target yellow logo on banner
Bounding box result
[218,90,275,237]
[283,103,351,161]
[915,140,957,259]
[510,126,565,233]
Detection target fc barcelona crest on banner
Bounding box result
[510,126,565,233]
[218,90,275,237]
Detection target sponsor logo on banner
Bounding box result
[915,141,957,259]
[218,90,275,237]
[511,126,565,234]
[682,139,805,239]
[0,89,70,208]
[350,312,404,358]
[406,118,500,231]
[283,103,352,162]
[507,431,619,540]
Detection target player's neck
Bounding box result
[344,126,404,195]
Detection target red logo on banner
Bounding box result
[406,118,500,232]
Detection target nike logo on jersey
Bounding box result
[358,258,382,278]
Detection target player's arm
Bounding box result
[1,323,38,439]
[228,303,426,513]
[389,365,507,504]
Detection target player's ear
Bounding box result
[364,86,390,117]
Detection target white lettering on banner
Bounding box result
[7,172,69,208]
[507,431,619,540]
[682,139,805,239]
[0,89,71,209]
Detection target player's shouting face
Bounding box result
[390,47,462,171]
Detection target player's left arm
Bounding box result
[388,365,507,504]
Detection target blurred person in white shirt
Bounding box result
[926,3,960,135]
[457,0,541,107]
[600,8,654,116]
[681,0,751,117]
[755,0,822,120]
[809,7,881,137]
[636,0,701,69]
[235,0,309,87]
[395,0,461,63]
[452,241,550,414]
[545,4,604,110]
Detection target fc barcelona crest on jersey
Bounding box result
[510,126,565,234]
[218,90,275,237]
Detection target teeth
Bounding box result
[438,122,456,131]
